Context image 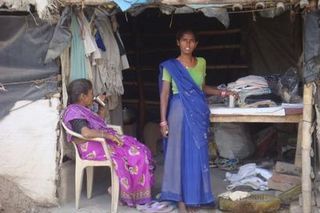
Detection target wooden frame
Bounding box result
[210,114,302,123]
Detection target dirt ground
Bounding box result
[0,176,51,213]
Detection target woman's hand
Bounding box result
[160,121,169,137]
[112,134,124,146]
[225,90,239,99]
[96,93,108,117]
[98,93,107,102]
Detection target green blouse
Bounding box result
[162,57,206,94]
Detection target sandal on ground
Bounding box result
[209,160,217,168]
[217,158,239,171]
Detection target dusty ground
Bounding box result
[0,176,50,213]
[0,156,292,213]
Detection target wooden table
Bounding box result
[210,109,303,167]
[210,113,302,123]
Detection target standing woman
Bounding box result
[159,29,236,212]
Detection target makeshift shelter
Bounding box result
[0,0,319,212]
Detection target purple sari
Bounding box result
[63,104,154,206]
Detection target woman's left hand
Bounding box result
[226,90,239,99]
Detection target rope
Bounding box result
[1,76,59,87]
[0,83,7,92]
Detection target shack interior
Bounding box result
[117,8,303,159]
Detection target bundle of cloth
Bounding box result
[225,163,272,191]
[227,75,282,108]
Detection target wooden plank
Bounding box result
[207,64,248,69]
[270,173,300,184]
[210,114,302,123]
[133,18,145,139]
[268,179,300,192]
[128,64,248,71]
[123,99,139,104]
[301,83,314,213]
[145,101,160,105]
[144,82,158,87]
[123,81,138,86]
[268,172,301,192]
[127,44,240,54]
[275,161,301,176]
[278,184,302,205]
[122,29,241,37]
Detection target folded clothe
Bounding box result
[238,87,272,106]
[241,100,277,108]
[244,93,282,105]
[228,75,269,92]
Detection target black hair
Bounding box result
[67,79,93,104]
[176,29,199,42]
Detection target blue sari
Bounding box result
[159,59,214,205]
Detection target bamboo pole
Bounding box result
[301,83,314,213]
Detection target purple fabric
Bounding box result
[63,104,154,206]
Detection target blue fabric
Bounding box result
[159,59,214,205]
[95,31,106,51]
[159,59,210,149]
[112,0,149,11]
[70,13,88,81]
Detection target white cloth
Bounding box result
[210,106,285,116]
[228,75,269,91]
[93,10,124,96]
[225,163,272,191]
[77,11,101,61]
[219,191,251,201]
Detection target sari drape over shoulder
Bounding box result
[63,104,154,206]
[159,59,214,205]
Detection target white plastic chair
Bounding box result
[61,121,121,213]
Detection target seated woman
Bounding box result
[63,79,154,207]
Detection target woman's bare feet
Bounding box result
[178,202,199,213]
[178,202,187,213]
[186,206,198,213]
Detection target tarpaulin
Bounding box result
[246,12,302,76]
[0,15,59,120]
[303,10,320,83]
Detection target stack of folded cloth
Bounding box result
[227,75,282,107]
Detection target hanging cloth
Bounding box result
[70,12,90,81]
[93,10,124,95]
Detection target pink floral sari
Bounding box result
[63,104,154,206]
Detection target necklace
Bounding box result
[178,57,195,69]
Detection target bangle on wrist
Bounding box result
[160,121,167,127]
[220,90,227,97]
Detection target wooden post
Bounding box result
[301,83,314,213]
[133,18,145,139]
[294,120,303,168]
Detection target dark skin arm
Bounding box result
[159,82,238,137]
[160,81,170,137]
[76,94,123,146]
[203,84,238,97]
